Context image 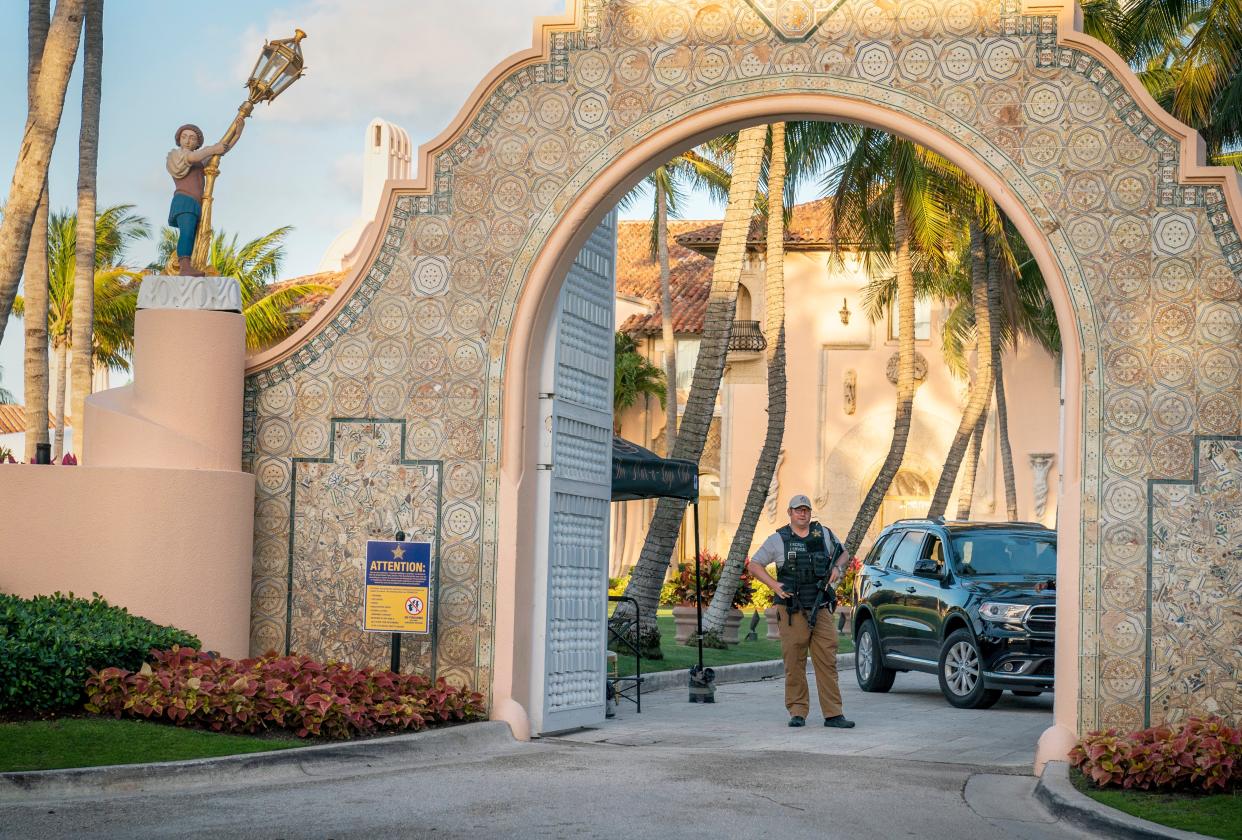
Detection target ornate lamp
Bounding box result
[838,297,851,325]
[188,30,308,271]
[246,29,308,104]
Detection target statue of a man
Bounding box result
[165,124,230,276]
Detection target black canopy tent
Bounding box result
[610,437,710,685]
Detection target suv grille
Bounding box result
[1025,605,1056,635]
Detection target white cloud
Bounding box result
[235,0,566,144]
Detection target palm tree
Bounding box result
[70,0,104,457]
[0,0,85,349]
[22,0,51,462]
[151,226,333,350]
[826,131,955,559]
[616,124,769,646]
[702,122,790,642]
[13,205,148,458]
[618,152,731,455]
[613,330,666,433]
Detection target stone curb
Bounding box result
[1034,761,1214,840]
[0,720,515,802]
[632,652,855,694]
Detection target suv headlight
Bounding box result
[980,602,1029,623]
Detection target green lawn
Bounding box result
[610,608,853,676]
[0,717,306,773]
[1070,768,1242,840]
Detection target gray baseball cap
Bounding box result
[787,494,812,510]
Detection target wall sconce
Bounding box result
[838,297,851,325]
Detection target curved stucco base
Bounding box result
[0,465,255,657]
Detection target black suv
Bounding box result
[852,519,1056,709]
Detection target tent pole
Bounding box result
[694,501,703,671]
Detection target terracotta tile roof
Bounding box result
[616,220,714,336]
[674,196,839,252]
[0,404,64,435]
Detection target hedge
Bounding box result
[0,592,200,713]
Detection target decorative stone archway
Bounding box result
[244,1,1242,760]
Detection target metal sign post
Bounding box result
[363,530,432,673]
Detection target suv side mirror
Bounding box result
[913,558,942,578]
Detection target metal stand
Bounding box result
[390,528,406,673]
[607,595,642,712]
[688,501,715,703]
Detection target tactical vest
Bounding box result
[776,522,835,613]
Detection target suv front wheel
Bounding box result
[938,629,1001,709]
[855,618,896,692]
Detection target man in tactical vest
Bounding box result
[747,494,855,728]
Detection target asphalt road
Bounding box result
[0,669,1089,840]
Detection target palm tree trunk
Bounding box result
[988,235,1018,520]
[955,396,988,520]
[69,0,103,459]
[704,122,787,639]
[617,124,769,642]
[22,1,51,463]
[23,190,50,462]
[656,176,677,456]
[929,220,995,517]
[842,183,916,560]
[52,343,68,460]
[0,0,85,349]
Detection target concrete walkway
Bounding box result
[567,665,1053,768]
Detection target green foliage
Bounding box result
[608,574,630,597]
[666,552,750,607]
[1071,717,1242,792]
[0,593,199,713]
[835,556,863,604]
[613,332,666,420]
[86,646,485,740]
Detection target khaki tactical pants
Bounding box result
[775,604,843,719]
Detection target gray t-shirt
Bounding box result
[751,525,841,571]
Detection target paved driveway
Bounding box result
[561,666,1052,768]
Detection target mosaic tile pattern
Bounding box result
[1148,437,1241,726]
[243,0,1242,724]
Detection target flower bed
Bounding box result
[86,646,484,739]
[1071,716,1241,793]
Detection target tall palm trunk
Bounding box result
[955,398,988,519]
[704,122,787,639]
[0,0,85,348]
[989,235,1018,519]
[52,342,68,460]
[22,0,51,463]
[929,220,994,516]
[842,187,916,560]
[70,0,103,459]
[656,176,677,455]
[616,124,769,643]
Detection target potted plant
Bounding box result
[758,562,784,639]
[669,553,722,644]
[835,556,862,630]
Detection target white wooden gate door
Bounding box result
[539,212,615,733]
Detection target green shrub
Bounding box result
[87,647,485,739]
[0,592,200,713]
[608,574,630,598]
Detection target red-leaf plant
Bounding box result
[85,646,485,739]
[1070,717,1241,793]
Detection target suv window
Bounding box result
[950,531,1057,576]
[889,531,926,574]
[863,534,891,566]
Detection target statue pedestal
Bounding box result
[0,275,259,657]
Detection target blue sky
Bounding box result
[1,0,738,400]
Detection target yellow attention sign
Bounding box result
[363,540,432,634]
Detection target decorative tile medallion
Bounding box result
[243,1,1242,727]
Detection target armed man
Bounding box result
[747,494,855,729]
